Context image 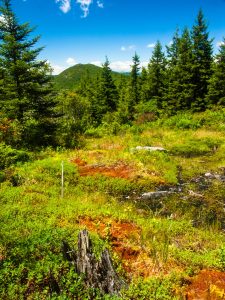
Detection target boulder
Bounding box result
[141,191,172,200]
[132,146,167,152]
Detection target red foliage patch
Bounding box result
[77,217,184,278]
[71,159,134,179]
[186,269,225,299]
[78,217,148,274]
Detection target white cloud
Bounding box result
[56,0,71,13]
[51,64,66,75]
[147,43,155,48]
[97,0,103,8]
[120,45,135,52]
[77,0,93,18]
[140,61,148,69]
[66,57,76,66]
[217,41,225,47]
[91,60,148,73]
[90,60,102,67]
[55,0,104,17]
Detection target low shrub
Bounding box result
[0,143,30,169]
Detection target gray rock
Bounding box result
[132,146,167,152]
[204,172,225,181]
[141,191,172,200]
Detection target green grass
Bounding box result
[1,111,225,298]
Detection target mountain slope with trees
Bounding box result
[53,63,126,90]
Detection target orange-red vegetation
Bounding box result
[78,216,166,278]
[186,269,225,299]
[72,159,135,179]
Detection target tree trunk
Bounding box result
[62,229,125,296]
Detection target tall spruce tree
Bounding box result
[206,38,225,106]
[166,28,180,68]
[191,9,213,111]
[139,66,149,103]
[129,52,141,108]
[147,41,166,110]
[92,57,118,124]
[165,28,194,113]
[0,0,56,147]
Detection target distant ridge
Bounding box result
[53,63,125,90]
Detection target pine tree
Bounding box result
[0,0,56,147]
[92,57,118,124]
[206,39,225,106]
[116,75,130,124]
[164,29,180,113]
[166,28,180,68]
[165,28,194,113]
[139,66,149,103]
[147,41,166,110]
[129,52,141,109]
[191,9,213,111]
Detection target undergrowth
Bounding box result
[1,110,225,299]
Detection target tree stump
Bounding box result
[62,229,125,296]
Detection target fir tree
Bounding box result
[166,28,180,68]
[165,28,194,113]
[147,41,166,110]
[206,38,225,106]
[191,9,213,111]
[92,57,118,124]
[129,52,141,109]
[139,66,149,103]
[0,0,56,147]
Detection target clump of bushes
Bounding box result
[0,143,30,169]
[170,138,222,158]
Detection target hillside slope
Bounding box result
[54,63,125,90]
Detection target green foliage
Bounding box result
[122,277,177,300]
[53,63,123,90]
[206,37,225,107]
[79,174,138,197]
[56,90,91,147]
[164,28,194,113]
[1,5,225,299]
[0,142,30,169]
[191,9,213,111]
[129,52,141,113]
[147,41,166,110]
[170,140,215,157]
[218,246,225,271]
[0,0,57,148]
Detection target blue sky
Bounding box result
[9,0,225,74]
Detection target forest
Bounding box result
[0,0,225,149]
[1,0,225,299]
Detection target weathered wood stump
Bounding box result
[62,229,125,296]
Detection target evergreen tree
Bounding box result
[0,0,56,147]
[206,38,225,106]
[191,9,213,111]
[92,57,118,124]
[147,41,166,110]
[166,28,180,68]
[129,52,141,109]
[116,74,130,124]
[165,28,194,113]
[139,66,149,103]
